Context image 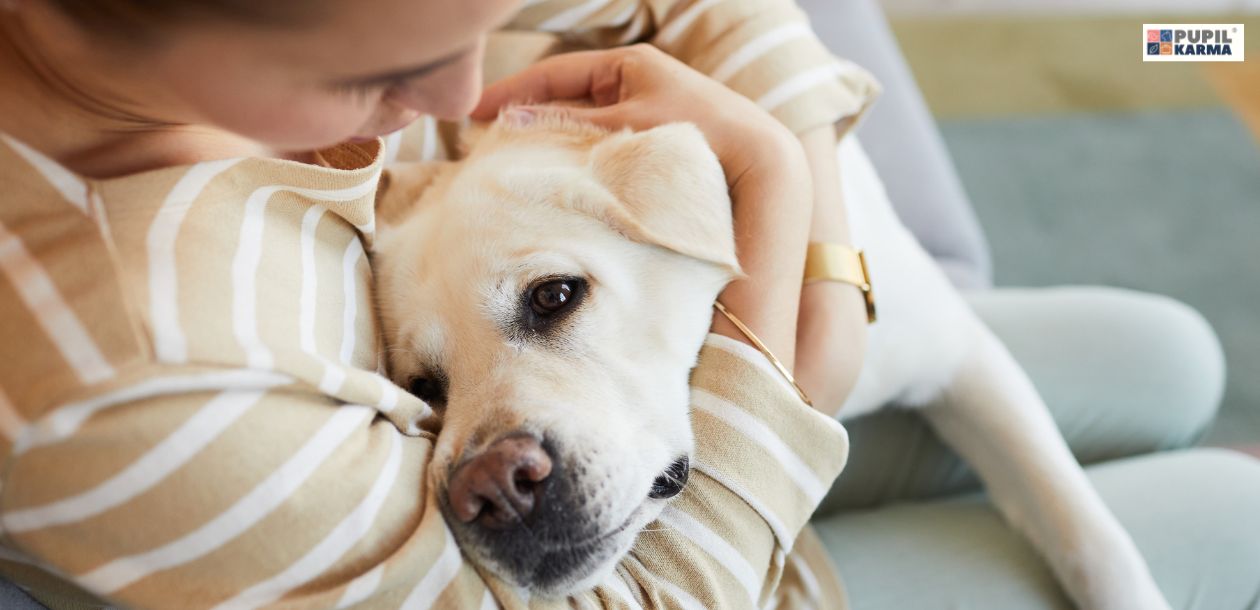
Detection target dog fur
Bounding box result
[374,116,1170,608]
[375,117,737,595]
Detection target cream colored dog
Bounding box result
[375,115,1170,608]
[375,116,737,595]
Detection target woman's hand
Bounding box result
[474,45,813,378]
[472,44,799,192]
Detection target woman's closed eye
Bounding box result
[330,46,474,103]
[332,78,406,104]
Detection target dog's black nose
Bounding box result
[447,433,553,529]
[648,456,690,499]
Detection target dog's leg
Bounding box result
[920,322,1169,610]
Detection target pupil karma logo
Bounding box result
[1143,24,1245,62]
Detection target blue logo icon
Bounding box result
[1147,42,1160,55]
[1160,29,1173,42]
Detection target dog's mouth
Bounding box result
[444,492,652,595]
[435,444,691,595]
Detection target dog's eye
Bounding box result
[407,375,446,404]
[529,278,583,316]
[648,456,690,500]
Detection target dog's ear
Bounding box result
[586,124,741,275]
[375,161,455,229]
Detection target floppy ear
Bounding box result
[375,161,455,229]
[586,123,741,276]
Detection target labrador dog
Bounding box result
[373,114,1169,609]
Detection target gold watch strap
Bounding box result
[803,242,877,324]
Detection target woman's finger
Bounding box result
[511,103,640,133]
[472,48,634,120]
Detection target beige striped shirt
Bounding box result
[0,0,877,607]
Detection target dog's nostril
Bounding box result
[648,456,690,500]
[447,433,554,529]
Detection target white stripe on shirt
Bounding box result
[656,0,723,47]
[3,390,265,533]
[691,388,828,503]
[211,430,404,610]
[691,459,791,550]
[603,571,645,610]
[0,387,27,442]
[232,177,379,371]
[298,205,351,396]
[149,159,242,364]
[479,589,499,610]
[336,564,385,609]
[538,0,614,31]
[339,240,364,367]
[383,131,404,165]
[375,376,400,414]
[76,405,375,594]
[654,576,710,610]
[703,333,807,405]
[299,205,329,357]
[710,22,812,83]
[756,63,845,114]
[0,135,89,214]
[16,369,292,452]
[420,116,439,161]
[659,505,761,606]
[612,2,647,44]
[400,526,463,609]
[788,547,823,605]
[0,219,114,385]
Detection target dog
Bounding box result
[373,114,1170,608]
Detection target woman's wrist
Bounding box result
[798,125,853,245]
[711,133,812,370]
[792,124,869,413]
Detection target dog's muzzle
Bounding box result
[442,432,691,591]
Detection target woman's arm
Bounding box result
[795,125,869,414]
[1,361,845,610]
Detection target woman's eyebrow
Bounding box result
[339,47,471,86]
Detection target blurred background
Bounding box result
[867,2,1259,447]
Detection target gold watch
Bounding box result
[803,242,877,324]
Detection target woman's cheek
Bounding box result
[190,87,376,150]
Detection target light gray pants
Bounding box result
[813,286,1260,609]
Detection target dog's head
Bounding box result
[374,115,739,596]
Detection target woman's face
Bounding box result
[56,0,522,151]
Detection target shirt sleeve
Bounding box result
[0,336,847,610]
[502,0,883,138]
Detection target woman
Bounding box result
[0,0,870,608]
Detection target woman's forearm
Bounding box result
[711,129,813,371]
[794,125,869,414]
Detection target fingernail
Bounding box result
[502,107,536,127]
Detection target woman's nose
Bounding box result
[388,49,484,121]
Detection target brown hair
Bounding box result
[46,0,326,41]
